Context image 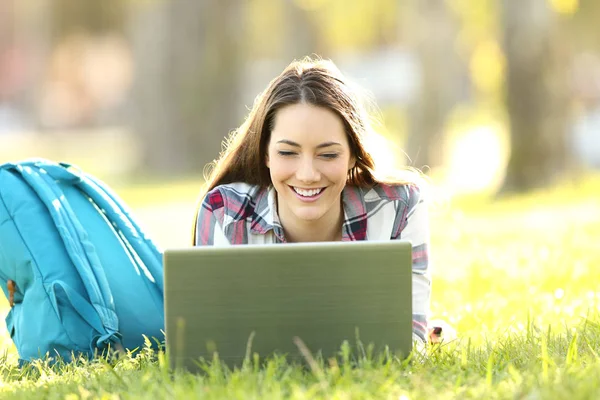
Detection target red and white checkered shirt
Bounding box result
[195,182,431,342]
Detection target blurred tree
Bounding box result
[316,0,399,52]
[246,0,286,59]
[8,0,54,128]
[404,0,465,171]
[284,0,321,60]
[571,0,600,51]
[244,0,322,60]
[128,0,246,175]
[500,0,571,192]
[52,0,126,38]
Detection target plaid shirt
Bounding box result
[195,182,431,342]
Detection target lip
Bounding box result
[288,185,326,203]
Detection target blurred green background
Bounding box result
[0,0,599,248]
[2,0,600,190]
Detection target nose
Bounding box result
[295,156,320,183]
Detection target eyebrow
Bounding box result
[276,140,342,149]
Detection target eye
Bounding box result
[320,153,340,160]
[277,150,296,157]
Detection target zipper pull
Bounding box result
[7,280,15,307]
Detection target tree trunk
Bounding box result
[405,0,464,172]
[283,0,321,61]
[500,0,571,192]
[128,0,245,176]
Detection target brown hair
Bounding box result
[193,57,420,242]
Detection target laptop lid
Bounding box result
[163,240,412,371]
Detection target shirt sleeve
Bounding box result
[195,189,230,246]
[393,185,431,343]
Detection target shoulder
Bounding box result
[202,182,267,220]
[361,182,425,208]
[369,182,429,240]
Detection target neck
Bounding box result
[277,198,344,243]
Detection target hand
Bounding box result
[428,326,443,344]
[428,319,457,344]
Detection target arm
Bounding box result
[393,186,431,344]
[195,189,230,246]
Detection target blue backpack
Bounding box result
[0,159,164,362]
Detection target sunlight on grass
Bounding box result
[0,174,598,399]
[429,175,600,349]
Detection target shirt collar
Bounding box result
[249,186,286,241]
[250,185,369,242]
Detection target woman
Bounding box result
[193,57,435,345]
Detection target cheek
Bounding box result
[320,160,350,183]
[268,157,295,182]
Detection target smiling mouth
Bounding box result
[290,186,325,198]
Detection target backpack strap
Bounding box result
[41,162,164,292]
[11,161,121,349]
[81,174,164,292]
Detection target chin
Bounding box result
[292,209,325,222]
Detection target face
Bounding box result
[266,103,355,224]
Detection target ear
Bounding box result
[265,152,270,169]
[348,155,356,170]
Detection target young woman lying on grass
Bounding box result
[192,57,440,346]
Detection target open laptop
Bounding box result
[163,240,412,371]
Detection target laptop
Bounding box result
[163,240,412,371]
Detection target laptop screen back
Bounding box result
[163,240,412,370]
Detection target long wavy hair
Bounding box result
[192,57,420,242]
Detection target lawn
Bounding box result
[0,175,599,399]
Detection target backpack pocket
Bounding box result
[6,279,84,361]
[5,305,19,349]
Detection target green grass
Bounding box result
[1,175,599,399]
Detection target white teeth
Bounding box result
[293,187,322,197]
